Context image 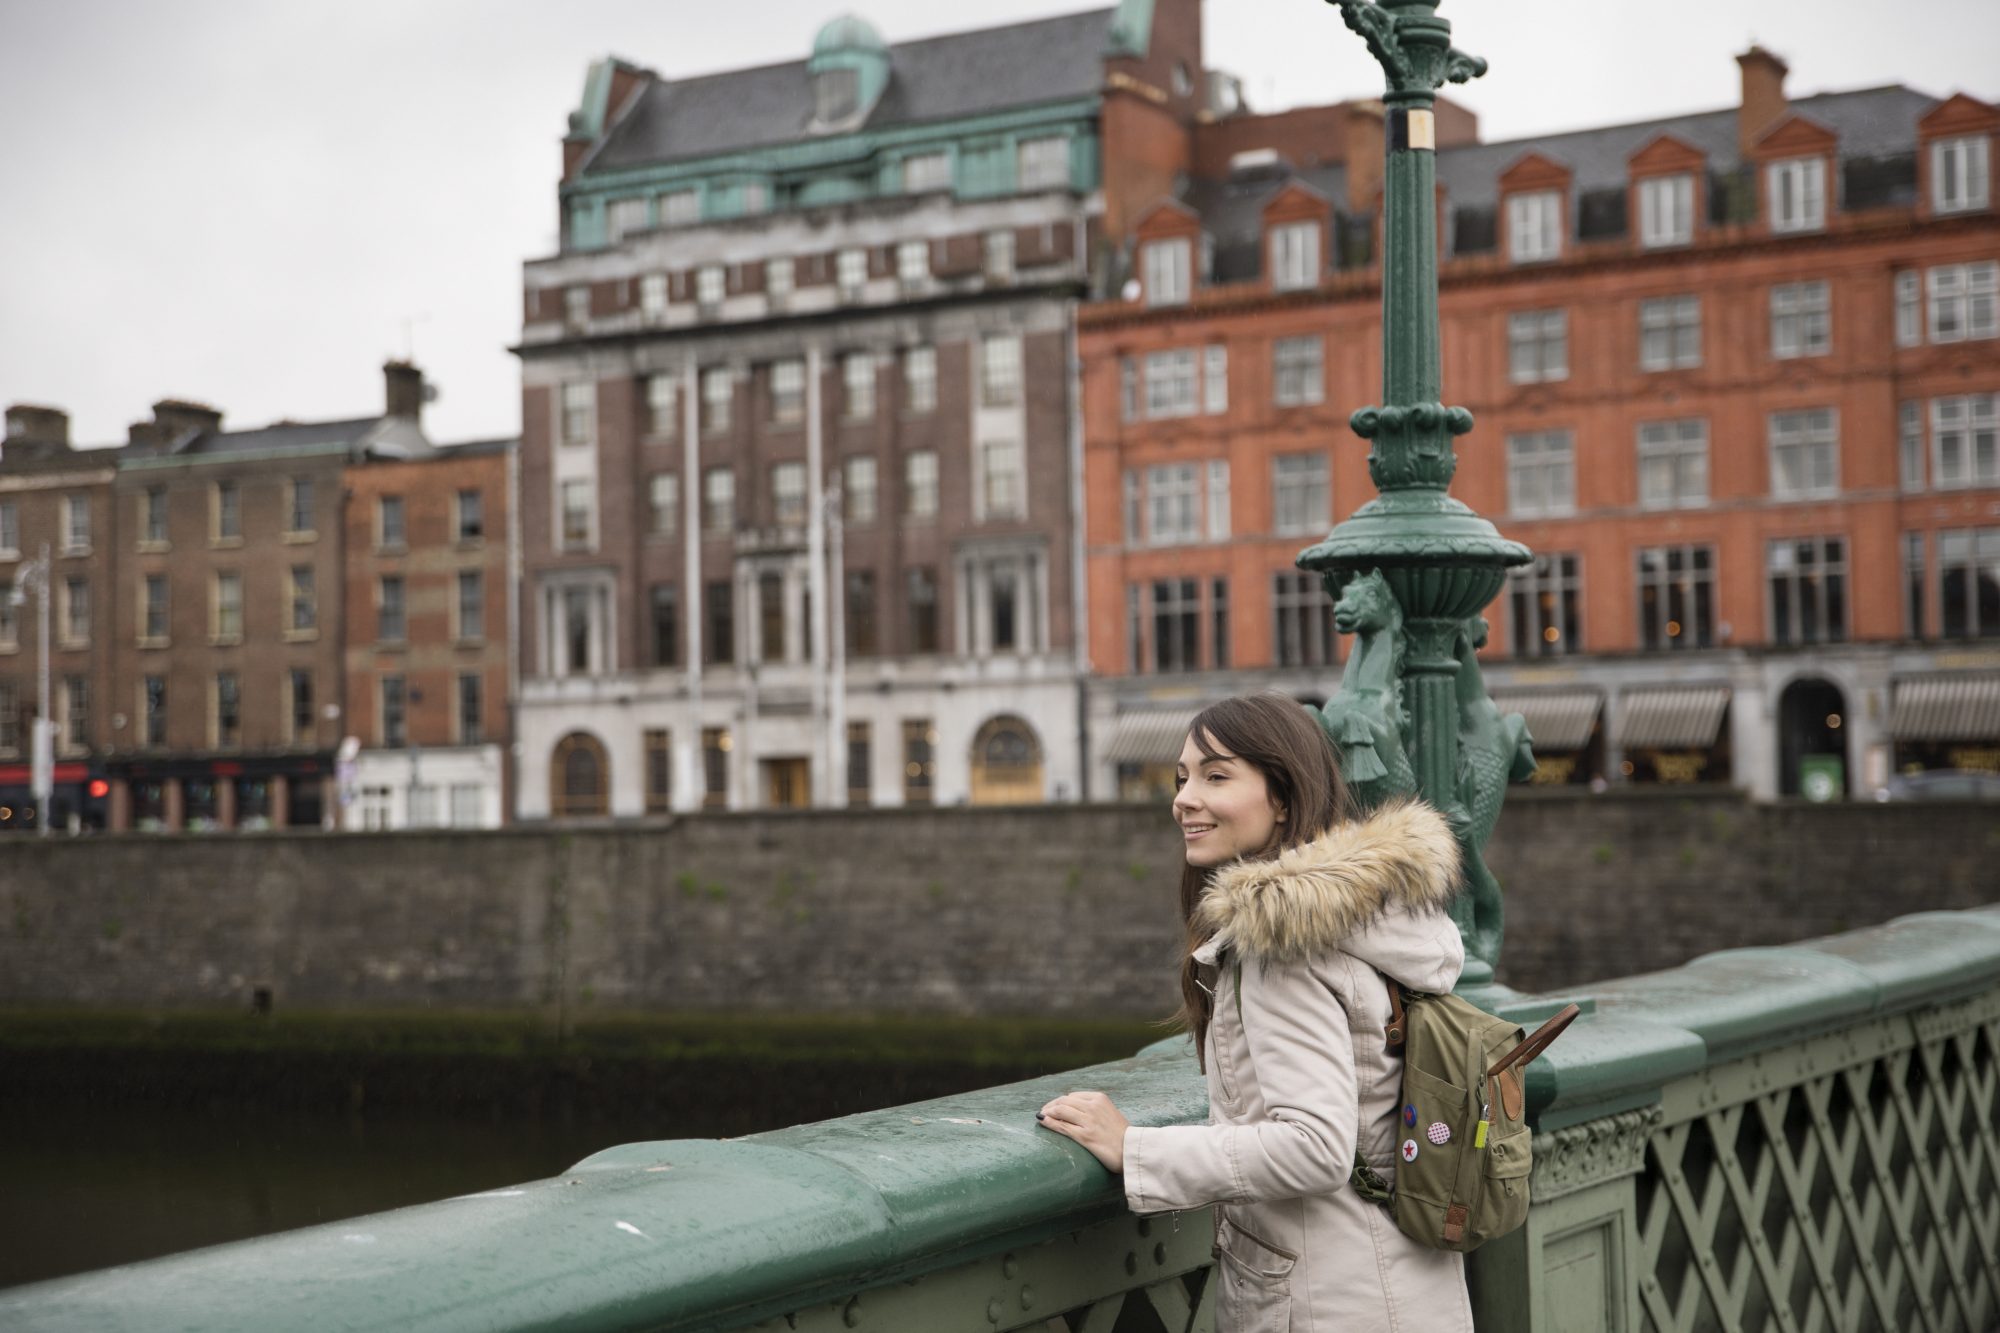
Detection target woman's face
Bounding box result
[1172,731,1286,868]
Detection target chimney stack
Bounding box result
[4,404,71,448]
[1343,100,1386,216]
[130,399,223,448]
[383,360,425,421]
[1737,46,1789,155]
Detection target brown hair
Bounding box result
[1171,693,1352,1068]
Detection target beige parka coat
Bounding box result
[1121,800,1473,1333]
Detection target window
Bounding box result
[980,334,1022,407]
[1900,401,1926,491]
[563,286,589,330]
[289,565,315,633]
[142,574,169,642]
[381,675,406,747]
[756,575,784,664]
[846,722,871,806]
[1211,577,1231,669]
[454,489,483,542]
[1903,533,1926,639]
[1770,281,1831,358]
[649,583,678,666]
[1143,350,1198,418]
[902,720,936,805]
[559,479,593,549]
[1767,537,1848,645]
[1896,271,1922,347]
[1273,335,1324,406]
[836,248,867,300]
[1639,295,1702,371]
[1272,572,1336,668]
[702,727,730,809]
[906,566,939,653]
[561,382,594,444]
[695,265,725,311]
[845,569,877,657]
[649,473,679,536]
[815,65,858,122]
[0,583,12,649]
[1120,358,1139,422]
[769,359,805,426]
[1270,221,1320,290]
[904,151,950,193]
[1017,136,1069,191]
[1931,135,1991,214]
[1636,545,1716,650]
[903,347,936,414]
[992,566,1027,653]
[1143,238,1191,306]
[702,368,732,431]
[1150,578,1201,673]
[1928,262,1999,342]
[644,728,672,814]
[215,673,240,748]
[896,240,929,290]
[1206,460,1230,540]
[0,681,15,750]
[738,182,769,217]
[905,451,939,519]
[1506,431,1575,516]
[554,584,598,676]
[143,675,167,745]
[1639,174,1694,247]
[1272,453,1331,536]
[660,189,699,226]
[378,575,406,641]
[772,461,806,527]
[1145,463,1200,544]
[1637,419,1709,510]
[1507,310,1567,383]
[606,196,649,243]
[646,374,678,436]
[703,467,735,534]
[140,488,167,545]
[1509,552,1582,656]
[704,580,734,664]
[1768,157,1826,232]
[844,456,878,524]
[1768,408,1839,499]
[0,500,14,555]
[1204,345,1228,414]
[63,675,87,753]
[65,494,91,550]
[289,669,315,742]
[60,577,89,645]
[640,272,669,321]
[289,477,314,534]
[985,229,1014,281]
[1932,394,2000,490]
[213,571,242,641]
[457,571,484,640]
[979,440,1025,521]
[844,353,876,419]
[1507,190,1562,262]
[1939,527,2000,638]
[377,494,405,547]
[765,257,794,308]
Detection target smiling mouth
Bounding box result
[1183,824,1215,837]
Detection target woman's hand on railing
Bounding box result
[1037,1090,1131,1173]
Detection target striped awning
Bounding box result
[1613,686,1732,750]
[1101,710,1200,764]
[1889,674,2000,741]
[1490,691,1604,752]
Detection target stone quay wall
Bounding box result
[2,791,1992,1019]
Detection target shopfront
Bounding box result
[1888,672,2000,774]
[1492,690,1604,786]
[1613,685,1733,785]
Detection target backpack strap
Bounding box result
[1351,969,1405,1212]
[1486,1003,1582,1078]
[1382,978,1408,1053]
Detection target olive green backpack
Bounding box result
[1350,984,1579,1251]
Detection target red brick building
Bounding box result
[1082,48,2000,800]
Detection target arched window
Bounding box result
[550,732,610,818]
[969,715,1044,806]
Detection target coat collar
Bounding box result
[1194,799,1461,965]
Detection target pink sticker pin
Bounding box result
[1427,1121,1451,1146]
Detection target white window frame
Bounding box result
[772,461,806,528]
[1143,238,1191,307]
[904,151,951,194]
[561,382,594,445]
[1768,408,1840,500]
[640,272,669,322]
[660,189,700,227]
[1017,136,1069,191]
[646,374,677,437]
[896,240,930,290]
[1206,460,1230,540]
[1203,345,1228,415]
[558,479,595,551]
[1143,350,1198,419]
[1895,270,1922,348]
[844,455,878,525]
[1505,430,1576,517]
[1770,280,1831,359]
[1507,190,1562,263]
[1639,294,1702,371]
[836,248,868,301]
[649,473,679,537]
[1507,309,1568,384]
[701,367,733,432]
[606,197,649,244]
[1930,393,2000,491]
[904,451,939,520]
[980,334,1022,408]
[1638,174,1694,248]
[843,353,875,420]
[766,257,794,308]
[985,229,1015,281]
[1931,134,1991,214]
[1144,463,1201,545]
[903,346,937,414]
[703,467,735,534]
[1767,157,1826,233]
[977,440,1026,522]
[1899,401,1925,492]
[64,494,91,551]
[695,265,725,310]
[1273,336,1324,406]
[1637,419,1709,510]
[1927,261,1999,343]
[1269,220,1320,291]
[1271,453,1330,536]
[770,359,805,427]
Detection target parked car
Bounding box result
[1874,770,2000,802]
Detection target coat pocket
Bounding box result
[1393,1064,1476,1210]
[1213,1213,1294,1333]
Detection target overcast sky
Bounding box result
[2,0,1995,449]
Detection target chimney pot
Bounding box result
[383,360,425,421]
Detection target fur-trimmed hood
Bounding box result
[1193,800,1463,985]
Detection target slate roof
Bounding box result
[116,415,437,464]
[586,8,1117,175]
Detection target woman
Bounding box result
[1038,693,1472,1332]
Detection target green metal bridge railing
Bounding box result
[5,903,1997,1332]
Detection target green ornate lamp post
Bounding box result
[1300,0,1533,988]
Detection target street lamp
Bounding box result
[8,543,54,837]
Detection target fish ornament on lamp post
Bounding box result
[1301,0,1536,987]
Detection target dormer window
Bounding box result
[815,66,858,123]
[1270,221,1320,291]
[904,152,950,194]
[1638,174,1694,248]
[1144,238,1191,307]
[660,189,700,227]
[1932,135,1991,213]
[1767,157,1826,232]
[1018,137,1070,192]
[1507,191,1563,263]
